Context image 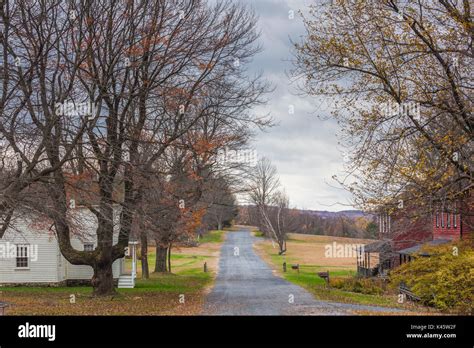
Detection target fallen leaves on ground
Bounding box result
[0,289,204,315]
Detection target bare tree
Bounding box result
[267,190,292,254]
[248,157,280,232]
[247,157,291,254]
[0,0,270,295]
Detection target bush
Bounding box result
[331,277,385,295]
[390,242,474,314]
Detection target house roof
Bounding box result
[397,239,452,256]
[363,240,392,253]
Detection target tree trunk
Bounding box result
[167,244,172,273]
[278,239,286,255]
[217,220,223,230]
[90,201,116,296]
[140,231,149,279]
[154,243,168,273]
[91,261,116,296]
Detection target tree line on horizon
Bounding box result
[236,205,378,240]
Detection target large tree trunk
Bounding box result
[91,261,116,296]
[140,231,149,279]
[92,197,116,296]
[154,243,168,273]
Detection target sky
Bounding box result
[237,0,354,211]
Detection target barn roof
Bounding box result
[397,239,451,256]
[362,240,392,253]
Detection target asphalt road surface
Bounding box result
[204,229,404,315]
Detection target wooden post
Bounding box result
[129,241,138,279]
[204,262,207,273]
[132,243,136,278]
[317,271,330,288]
[283,262,287,272]
[0,303,7,316]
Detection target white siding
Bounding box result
[0,207,124,284]
[65,258,122,279]
[0,218,60,283]
[65,236,122,279]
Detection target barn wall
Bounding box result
[432,212,461,241]
[390,213,432,251]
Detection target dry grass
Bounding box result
[256,233,375,270]
[0,289,205,316]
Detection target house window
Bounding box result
[84,243,94,252]
[447,210,451,228]
[435,211,439,227]
[16,244,29,268]
[441,210,444,228]
[453,213,457,228]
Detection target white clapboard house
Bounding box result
[0,206,137,288]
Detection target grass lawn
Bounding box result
[254,233,434,313]
[252,230,265,238]
[0,230,226,315]
[198,229,225,244]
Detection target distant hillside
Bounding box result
[298,209,373,219]
[236,205,377,239]
[237,204,370,217]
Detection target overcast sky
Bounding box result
[237,0,354,211]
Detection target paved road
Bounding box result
[204,229,404,315]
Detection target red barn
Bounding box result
[397,197,473,264]
[357,207,432,277]
[357,191,473,277]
